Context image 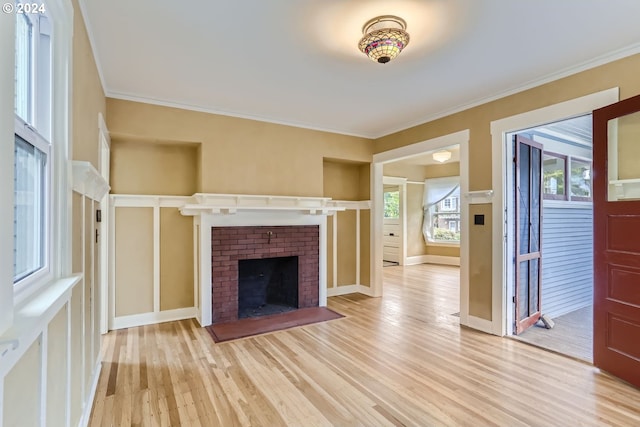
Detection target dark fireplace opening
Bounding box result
[238,256,299,319]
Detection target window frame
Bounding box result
[13,115,53,292]
[8,0,72,308]
[542,151,568,201]
[542,150,592,203]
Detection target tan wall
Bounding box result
[336,210,358,286]
[115,207,155,316]
[323,160,363,201]
[160,208,195,310]
[383,163,427,182]
[107,99,373,197]
[375,54,640,320]
[110,139,199,195]
[3,340,41,427]
[360,210,371,287]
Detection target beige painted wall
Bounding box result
[3,340,41,427]
[383,163,427,182]
[107,99,373,197]
[115,207,155,316]
[160,208,195,310]
[110,139,199,195]
[406,184,427,257]
[375,54,640,320]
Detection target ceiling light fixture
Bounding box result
[432,150,451,163]
[358,15,410,64]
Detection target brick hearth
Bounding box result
[211,225,320,323]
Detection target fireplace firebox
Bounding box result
[211,225,319,324]
[238,256,298,318]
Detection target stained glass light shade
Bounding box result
[358,16,410,64]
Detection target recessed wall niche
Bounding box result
[110,138,200,195]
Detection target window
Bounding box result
[423,176,460,243]
[570,158,591,200]
[383,190,399,219]
[543,151,591,202]
[543,152,567,200]
[13,3,52,287]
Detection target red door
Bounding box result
[593,94,640,388]
[514,135,543,334]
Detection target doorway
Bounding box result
[506,115,594,362]
[371,130,469,324]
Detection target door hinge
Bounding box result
[512,296,516,303]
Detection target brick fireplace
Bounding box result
[211,225,320,323]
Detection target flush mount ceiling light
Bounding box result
[358,15,410,64]
[432,150,452,163]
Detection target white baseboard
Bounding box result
[111,307,197,330]
[461,315,500,336]
[405,255,460,266]
[326,284,375,297]
[327,284,360,296]
[79,360,102,427]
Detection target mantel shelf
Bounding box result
[180,193,345,216]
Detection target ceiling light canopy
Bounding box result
[432,150,451,163]
[358,15,410,64]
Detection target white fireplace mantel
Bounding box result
[180,193,345,216]
[183,193,340,326]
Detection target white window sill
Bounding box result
[0,274,81,364]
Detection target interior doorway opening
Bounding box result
[506,114,594,362]
[371,130,469,325]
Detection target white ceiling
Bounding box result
[80,0,640,139]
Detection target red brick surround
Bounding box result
[211,225,320,323]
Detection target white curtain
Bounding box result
[422,176,460,244]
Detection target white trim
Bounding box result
[0,378,3,427]
[111,307,197,330]
[491,87,618,337]
[78,361,102,427]
[153,205,160,313]
[355,284,375,297]
[72,161,110,201]
[65,301,71,427]
[80,196,86,402]
[112,194,192,208]
[39,330,47,426]
[356,209,361,284]
[195,210,329,327]
[0,275,80,377]
[109,201,116,331]
[464,190,494,204]
[332,213,338,289]
[327,285,360,297]
[465,315,496,335]
[372,130,470,321]
[193,221,200,325]
[98,118,110,335]
[405,255,461,266]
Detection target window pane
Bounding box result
[543,154,566,197]
[14,134,47,282]
[15,13,32,123]
[383,191,399,219]
[570,159,591,199]
[431,187,461,242]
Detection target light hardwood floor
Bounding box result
[89,264,640,426]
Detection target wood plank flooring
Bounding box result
[89,264,640,426]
